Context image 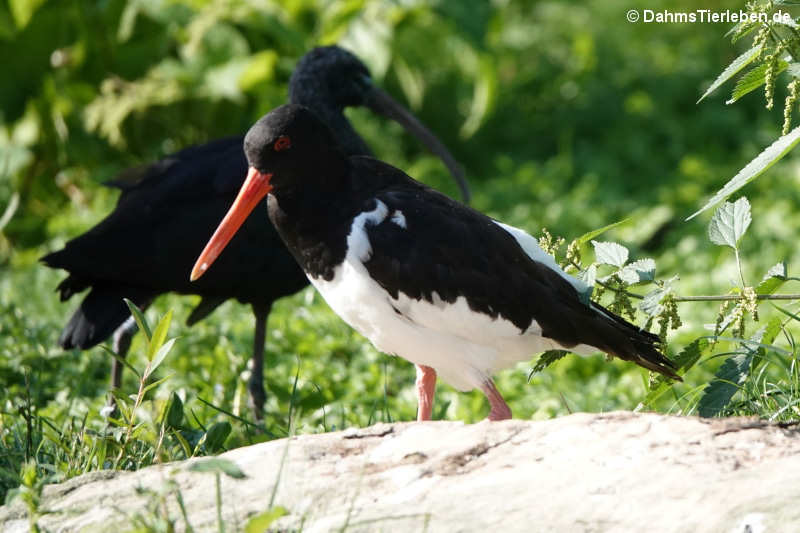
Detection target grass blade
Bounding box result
[575,218,631,245]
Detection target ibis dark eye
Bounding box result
[274,136,292,152]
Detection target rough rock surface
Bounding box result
[2,412,799,532]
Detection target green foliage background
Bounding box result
[2,0,800,496]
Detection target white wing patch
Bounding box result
[390,209,407,228]
[494,221,588,294]
[346,200,389,262]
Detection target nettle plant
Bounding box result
[538,196,798,419]
[534,3,800,420]
[692,0,800,216]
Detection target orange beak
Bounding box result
[190,167,273,281]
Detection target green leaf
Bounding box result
[756,262,787,295]
[639,276,678,318]
[772,304,800,323]
[245,507,289,533]
[199,422,232,453]
[189,456,244,479]
[99,345,141,379]
[148,309,173,360]
[578,264,597,288]
[617,258,656,285]
[576,218,631,245]
[707,197,751,248]
[149,337,177,374]
[591,241,629,267]
[688,127,800,220]
[696,351,751,417]
[124,299,151,342]
[697,325,780,417]
[109,390,133,424]
[697,44,762,104]
[529,350,569,378]
[644,339,709,404]
[728,20,759,43]
[640,287,667,318]
[166,392,184,429]
[140,374,173,396]
[577,265,596,304]
[759,317,783,350]
[727,61,788,105]
[765,262,787,279]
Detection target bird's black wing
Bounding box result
[351,158,679,378]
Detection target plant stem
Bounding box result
[673,294,800,302]
[567,260,800,303]
[734,247,747,288]
[115,360,152,467]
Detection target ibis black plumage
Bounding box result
[191,105,680,421]
[42,46,468,418]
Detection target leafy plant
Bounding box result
[692,0,800,217]
[537,191,800,420]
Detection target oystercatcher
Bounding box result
[191,105,681,421]
[42,46,468,418]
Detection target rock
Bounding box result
[2,412,799,532]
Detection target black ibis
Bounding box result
[191,105,680,421]
[42,46,469,418]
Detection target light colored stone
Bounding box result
[2,412,799,532]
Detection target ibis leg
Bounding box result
[415,364,437,421]
[480,379,512,421]
[248,303,271,421]
[110,315,137,393]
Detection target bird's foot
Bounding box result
[415,364,437,421]
[480,379,512,421]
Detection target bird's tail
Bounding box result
[57,285,155,350]
[588,302,681,381]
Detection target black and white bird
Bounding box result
[42,46,468,418]
[191,104,681,421]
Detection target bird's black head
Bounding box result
[289,46,372,109]
[191,104,345,282]
[243,104,346,190]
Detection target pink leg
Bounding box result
[480,379,512,421]
[415,365,437,421]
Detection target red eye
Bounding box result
[274,136,291,151]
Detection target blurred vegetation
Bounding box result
[3,0,800,511]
